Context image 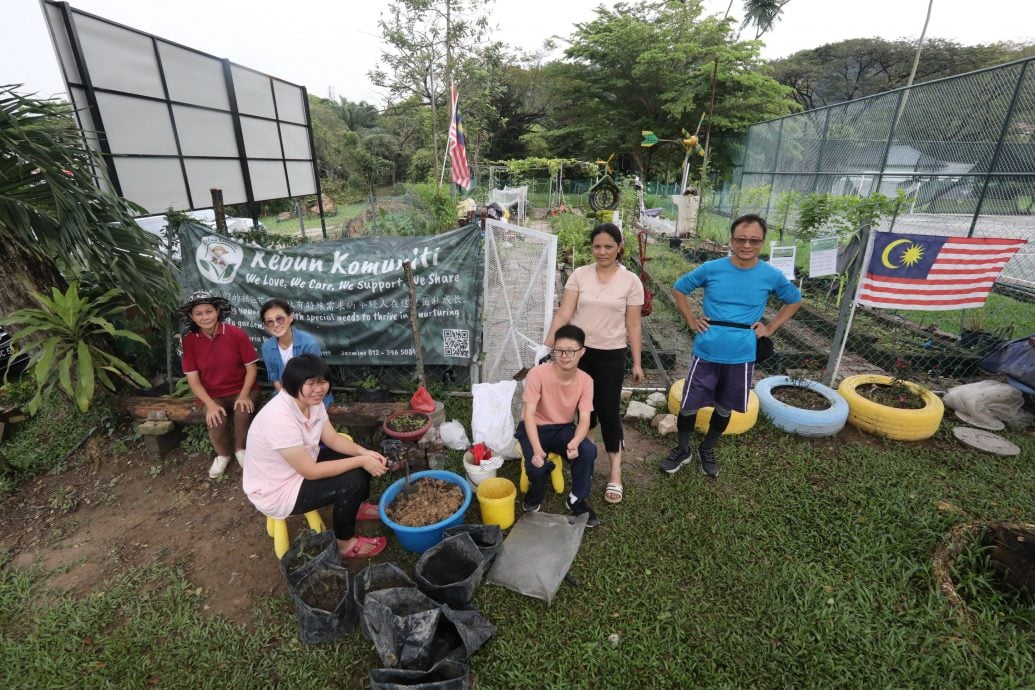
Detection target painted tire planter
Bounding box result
[667,379,758,435]
[755,375,849,438]
[837,374,944,441]
[378,470,472,553]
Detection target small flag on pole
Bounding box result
[447,84,471,190]
[857,231,1025,311]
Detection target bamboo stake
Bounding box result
[403,260,425,386]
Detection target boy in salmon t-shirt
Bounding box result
[515,324,599,527]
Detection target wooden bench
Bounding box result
[122,396,408,458]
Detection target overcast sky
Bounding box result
[2,0,1032,106]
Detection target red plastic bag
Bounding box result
[468,442,492,466]
[640,281,653,317]
[409,386,435,413]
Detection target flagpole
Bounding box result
[439,82,457,187]
[824,225,875,387]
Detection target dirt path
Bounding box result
[0,423,671,626]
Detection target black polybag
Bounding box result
[279,529,339,585]
[363,587,495,670]
[443,524,503,570]
[369,658,469,690]
[414,534,484,607]
[277,529,356,644]
[354,562,417,640]
[287,563,357,645]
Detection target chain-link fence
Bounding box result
[694,57,1035,387]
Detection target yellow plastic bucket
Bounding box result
[476,477,516,530]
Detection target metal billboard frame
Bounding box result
[41,0,326,236]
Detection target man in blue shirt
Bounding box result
[663,214,802,477]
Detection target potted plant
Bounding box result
[837,371,944,441]
[357,372,391,403]
[383,410,432,443]
[755,375,849,437]
[959,312,1011,354]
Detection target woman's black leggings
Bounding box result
[291,448,371,540]
[578,346,627,453]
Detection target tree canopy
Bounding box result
[771,38,1035,110]
[550,0,796,180]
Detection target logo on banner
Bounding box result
[196,236,244,284]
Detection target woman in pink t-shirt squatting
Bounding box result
[546,222,644,505]
[242,353,390,560]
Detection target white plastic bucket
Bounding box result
[463,452,497,487]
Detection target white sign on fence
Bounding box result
[768,243,797,280]
[809,236,839,277]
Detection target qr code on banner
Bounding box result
[442,329,470,358]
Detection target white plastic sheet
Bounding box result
[943,380,1030,430]
[471,381,519,458]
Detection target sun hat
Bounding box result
[176,291,232,322]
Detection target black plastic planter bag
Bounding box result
[443,524,503,570]
[414,533,484,608]
[279,529,339,587]
[287,563,357,645]
[363,587,495,670]
[354,563,417,640]
[368,658,469,690]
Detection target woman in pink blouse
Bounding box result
[546,223,644,505]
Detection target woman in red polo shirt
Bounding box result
[178,291,260,479]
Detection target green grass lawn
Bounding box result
[2,418,1033,688]
[262,200,370,237]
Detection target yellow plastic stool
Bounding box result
[267,510,327,559]
[265,432,350,558]
[519,452,565,495]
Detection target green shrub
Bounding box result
[551,212,592,266]
[407,183,456,234]
[0,283,150,415]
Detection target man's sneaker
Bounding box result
[565,497,599,528]
[660,447,694,474]
[522,500,541,513]
[208,455,232,478]
[699,446,719,478]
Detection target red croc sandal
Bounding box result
[342,535,387,559]
[356,502,381,521]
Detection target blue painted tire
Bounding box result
[756,376,849,438]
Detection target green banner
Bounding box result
[178,222,483,366]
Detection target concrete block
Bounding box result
[624,400,656,420]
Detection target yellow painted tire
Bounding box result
[667,379,758,435]
[837,375,944,441]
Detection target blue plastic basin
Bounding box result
[378,470,472,553]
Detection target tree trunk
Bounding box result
[0,240,67,319]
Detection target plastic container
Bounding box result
[462,451,497,487]
[383,410,432,443]
[378,470,472,553]
[476,478,516,530]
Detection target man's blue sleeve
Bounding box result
[773,273,802,304]
[673,264,706,294]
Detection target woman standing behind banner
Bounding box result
[260,299,333,409]
[545,222,644,506]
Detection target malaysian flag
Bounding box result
[857,231,1025,310]
[447,84,471,190]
